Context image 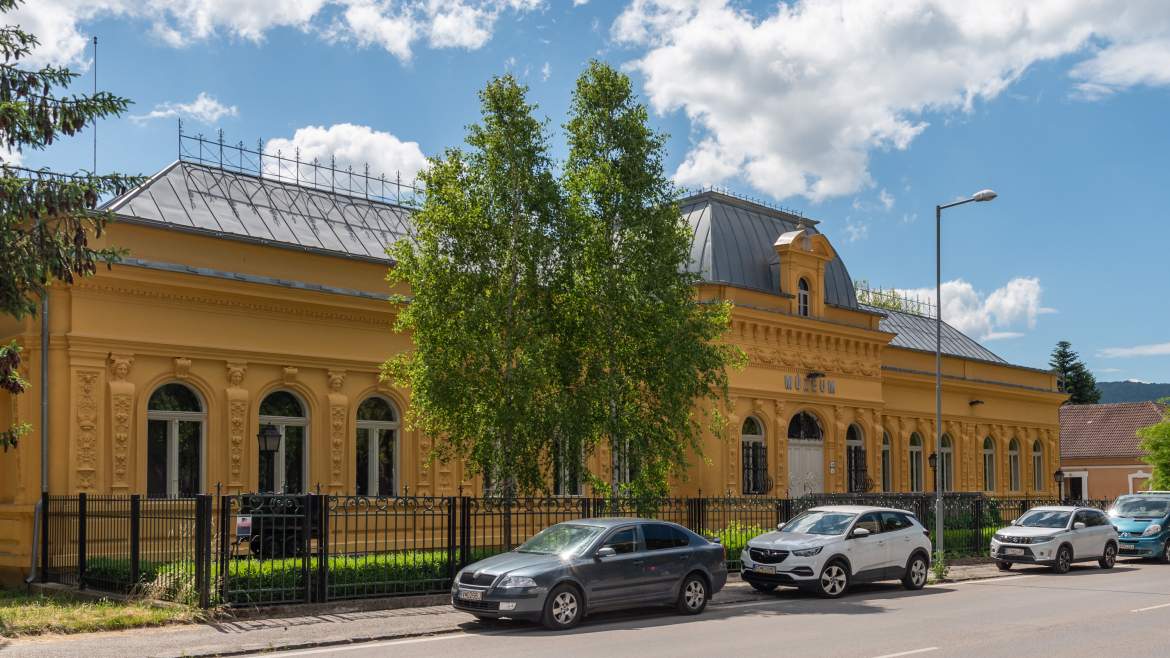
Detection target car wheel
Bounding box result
[750,582,778,593]
[1052,545,1073,574]
[541,584,583,630]
[1099,542,1117,569]
[677,573,708,615]
[902,554,928,590]
[816,561,850,598]
[996,561,1012,572]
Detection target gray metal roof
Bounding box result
[680,191,859,308]
[862,303,1006,363]
[105,161,414,261]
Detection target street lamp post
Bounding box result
[257,424,282,493]
[1054,469,1066,503]
[934,189,997,556]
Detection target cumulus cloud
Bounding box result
[1098,342,1170,358]
[263,123,429,190]
[10,0,541,67]
[613,0,1170,200]
[842,218,868,243]
[131,92,238,124]
[894,277,1054,341]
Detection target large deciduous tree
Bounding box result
[0,0,136,450]
[561,61,742,499]
[1050,341,1101,405]
[1139,400,1170,491]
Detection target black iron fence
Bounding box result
[41,491,1111,608]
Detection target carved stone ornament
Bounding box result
[75,370,101,490]
[327,370,346,393]
[283,366,299,384]
[108,356,134,488]
[173,357,192,379]
[108,354,133,381]
[226,362,247,388]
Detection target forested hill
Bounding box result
[1098,381,1170,403]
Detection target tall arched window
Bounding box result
[787,412,822,440]
[982,437,997,492]
[797,277,811,317]
[881,433,892,492]
[356,396,399,496]
[741,417,768,495]
[939,434,954,492]
[846,424,867,493]
[1031,440,1044,492]
[1008,438,1021,492]
[147,383,205,498]
[259,391,308,494]
[909,433,924,492]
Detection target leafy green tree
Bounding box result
[1139,400,1170,490]
[561,61,743,499]
[1050,341,1101,405]
[0,0,136,450]
[383,75,566,495]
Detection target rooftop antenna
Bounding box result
[91,35,97,172]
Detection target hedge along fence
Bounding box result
[43,492,1112,607]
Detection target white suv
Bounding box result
[741,505,933,598]
[991,506,1118,573]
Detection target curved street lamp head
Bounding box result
[971,189,997,202]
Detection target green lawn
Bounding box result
[0,588,198,638]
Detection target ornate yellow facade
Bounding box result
[0,165,1064,581]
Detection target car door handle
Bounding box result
[632,560,644,566]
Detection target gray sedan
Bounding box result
[451,518,727,629]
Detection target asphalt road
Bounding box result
[256,560,1170,658]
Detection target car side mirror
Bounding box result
[776,522,786,531]
[1073,522,1086,530]
[1009,518,1019,526]
[851,527,871,539]
[596,546,616,559]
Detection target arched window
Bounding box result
[909,433,924,492]
[147,383,205,498]
[787,412,822,441]
[741,417,768,495]
[881,433,892,492]
[797,277,811,317]
[982,437,997,492]
[259,391,308,494]
[1032,440,1044,492]
[1008,438,1021,492]
[846,424,867,493]
[939,434,954,492]
[356,396,399,497]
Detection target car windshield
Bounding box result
[516,524,605,555]
[1110,498,1170,519]
[1016,510,1071,528]
[782,511,857,536]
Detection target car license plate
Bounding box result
[458,589,482,601]
[1120,542,1136,549]
[1004,548,1025,556]
[754,564,777,575]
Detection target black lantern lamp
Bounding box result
[258,424,281,493]
[928,452,938,471]
[1054,469,1066,502]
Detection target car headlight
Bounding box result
[1030,536,1053,544]
[1142,524,1163,537]
[791,546,824,557]
[498,576,538,589]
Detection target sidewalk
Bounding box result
[0,563,1008,658]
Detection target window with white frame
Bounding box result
[1008,438,1021,492]
[909,433,924,492]
[939,434,954,492]
[797,277,811,317]
[983,437,997,492]
[146,383,205,498]
[1032,440,1044,491]
[741,417,768,495]
[356,396,399,497]
[846,424,867,493]
[881,433,892,492]
[259,391,308,494]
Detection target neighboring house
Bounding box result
[1059,402,1167,500]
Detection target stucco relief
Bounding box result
[173,357,191,379]
[326,370,347,489]
[107,355,134,490]
[225,362,248,488]
[75,370,101,491]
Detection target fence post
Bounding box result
[446,497,457,583]
[503,499,513,552]
[302,494,313,604]
[129,494,141,587]
[973,497,984,556]
[459,497,471,569]
[194,494,211,609]
[39,491,49,583]
[217,495,230,605]
[77,492,87,590]
[316,495,329,603]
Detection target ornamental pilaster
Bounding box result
[327,370,348,493]
[225,363,249,494]
[107,355,134,493]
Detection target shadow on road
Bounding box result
[1002,564,1141,577]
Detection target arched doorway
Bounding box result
[787,411,824,496]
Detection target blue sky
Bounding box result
[14,1,1170,381]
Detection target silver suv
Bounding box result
[991,506,1118,573]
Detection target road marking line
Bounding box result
[1132,602,1170,613]
[870,647,939,658]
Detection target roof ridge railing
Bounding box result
[854,280,937,319]
[678,185,805,219]
[177,122,424,208]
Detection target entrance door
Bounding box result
[788,439,825,496]
[1067,475,1085,501]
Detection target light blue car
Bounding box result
[1109,492,1170,562]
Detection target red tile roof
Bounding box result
[1060,402,1167,459]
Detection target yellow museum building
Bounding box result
[0,152,1065,578]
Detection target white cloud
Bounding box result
[894,277,1053,341]
[879,188,894,211]
[613,0,1170,200]
[541,61,550,81]
[843,218,868,243]
[10,0,541,67]
[1098,342,1170,358]
[0,145,23,166]
[263,123,429,189]
[131,92,238,124]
